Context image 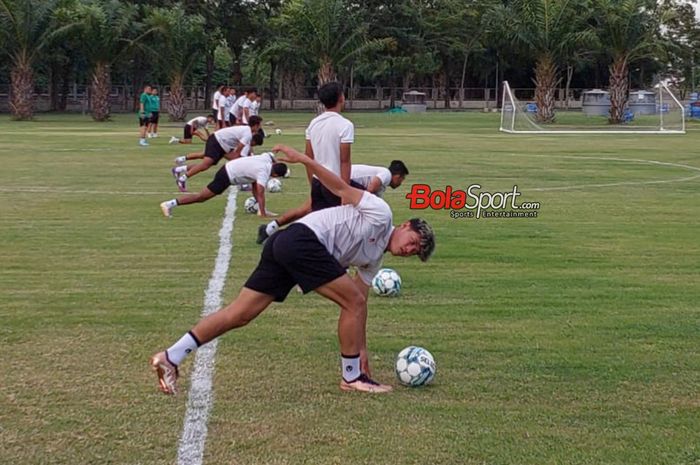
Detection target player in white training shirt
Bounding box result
[160,152,287,218]
[150,144,435,396]
[170,116,264,192]
[169,115,215,145]
[217,87,230,129]
[249,94,261,116]
[232,87,258,125]
[349,161,409,197]
[258,82,354,242]
[211,84,224,124]
[256,160,409,244]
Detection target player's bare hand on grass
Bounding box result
[150,352,179,395]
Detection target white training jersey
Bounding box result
[212,90,221,110]
[218,94,229,117]
[232,95,252,122]
[227,95,238,117]
[297,191,393,285]
[250,100,260,116]
[305,112,354,176]
[214,125,252,153]
[187,116,208,130]
[351,165,392,197]
[224,152,274,187]
[224,95,235,116]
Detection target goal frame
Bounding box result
[499,81,685,135]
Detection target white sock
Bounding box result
[175,155,186,164]
[341,354,361,382]
[164,199,178,208]
[265,220,280,236]
[166,331,201,366]
[174,165,187,174]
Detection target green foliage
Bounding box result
[147,4,205,80]
[69,0,151,66]
[0,0,79,63]
[591,0,665,64]
[277,0,393,82]
[494,0,593,65]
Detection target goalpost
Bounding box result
[499,81,685,134]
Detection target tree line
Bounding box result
[1,0,698,124]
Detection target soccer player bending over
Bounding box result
[160,152,287,219]
[169,115,215,145]
[150,144,435,395]
[171,116,264,192]
[257,160,409,244]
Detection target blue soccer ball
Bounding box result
[395,346,436,387]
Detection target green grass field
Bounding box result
[1,111,698,465]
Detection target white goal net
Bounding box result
[499,81,685,134]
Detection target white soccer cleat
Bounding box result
[150,351,179,395]
[153,133,158,138]
[339,374,393,393]
[169,136,178,145]
[160,201,173,218]
[139,139,149,146]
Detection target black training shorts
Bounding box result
[244,224,346,302]
[203,136,227,164]
[184,124,193,140]
[310,177,365,211]
[207,166,232,195]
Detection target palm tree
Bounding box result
[75,0,153,121]
[148,5,205,121]
[593,0,665,124]
[492,0,593,123]
[279,0,391,86]
[0,0,77,119]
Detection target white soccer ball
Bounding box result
[395,346,436,387]
[372,268,401,296]
[284,167,291,178]
[275,128,282,135]
[267,178,282,193]
[244,196,258,214]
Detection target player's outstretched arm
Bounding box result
[252,182,267,217]
[273,144,363,206]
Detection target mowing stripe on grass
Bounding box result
[176,188,238,465]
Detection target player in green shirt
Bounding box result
[138,85,152,146]
[147,87,161,139]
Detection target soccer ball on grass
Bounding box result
[395,346,436,387]
[372,268,401,296]
[244,196,258,214]
[275,128,282,135]
[267,178,282,193]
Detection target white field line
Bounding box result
[176,188,238,465]
[515,155,700,192]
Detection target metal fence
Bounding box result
[0,84,610,113]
